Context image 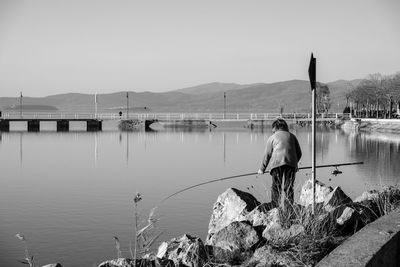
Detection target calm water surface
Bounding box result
[1,122,399,266]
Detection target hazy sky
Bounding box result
[0,0,399,97]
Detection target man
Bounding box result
[258,118,302,207]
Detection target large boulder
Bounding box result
[42,264,63,267]
[245,202,275,227]
[207,221,260,264]
[323,186,352,212]
[206,188,260,241]
[207,221,259,251]
[354,190,379,203]
[156,234,207,267]
[299,179,333,206]
[299,179,352,211]
[97,258,133,267]
[244,245,295,267]
[255,208,282,237]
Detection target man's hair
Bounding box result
[272,118,289,131]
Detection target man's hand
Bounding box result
[257,169,264,175]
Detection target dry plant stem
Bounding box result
[129,240,133,260]
[134,202,138,265]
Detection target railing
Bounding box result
[0,112,350,121]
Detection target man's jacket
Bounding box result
[260,130,302,172]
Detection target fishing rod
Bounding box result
[160,161,363,203]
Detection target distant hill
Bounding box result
[174,82,262,95]
[4,104,58,111]
[0,79,362,113]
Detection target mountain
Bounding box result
[0,79,360,114]
[174,82,261,95]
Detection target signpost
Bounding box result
[308,53,317,214]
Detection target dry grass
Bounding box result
[15,233,36,267]
[264,185,400,266]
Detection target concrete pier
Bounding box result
[57,120,69,132]
[0,120,10,132]
[87,120,102,131]
[27,120,40,132]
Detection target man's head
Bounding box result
[272,118,289,133]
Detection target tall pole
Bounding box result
[20,92,23,118]
[126,92,129,119]
[311,80,316,214]
[223,92,226,119]
[95,93,98,119]
[308,53,317,214]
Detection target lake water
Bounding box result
[1,122,399,266]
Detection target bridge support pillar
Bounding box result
[144,119,156,131]
[57,120,69,132]
[87,120,102,131]
[27,120,40,132]
[0,120,10,132]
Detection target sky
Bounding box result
[0,0,399,97]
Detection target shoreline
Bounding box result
[341,118,400,133]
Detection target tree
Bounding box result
[316,82,331,113]
[345,72,400,118]
[364,73,386,118]
[392,73,400,116]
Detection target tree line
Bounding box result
[345,72,400,119]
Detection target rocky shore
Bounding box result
[96,179,400,267]
[341,118,400,133]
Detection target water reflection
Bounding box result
[344,130,400,184]
[1,127,400,266]
[223,133,226,164]
[20,132,23,167]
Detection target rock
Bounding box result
[156,234,207,267]
[263,224,305,245]
[245,202,275,227]
[42,264,62,267]
[299,179,333,207]
[207,221,259,264]
[207,221,259,251]
[313,204,363,235]
[349,202,379,226]
[323,186,352,212]
[206,188,260,241]
[354,190,379,203]
[155,259,175,267]
[245,245,295,267]
[336,207,356,226]
[299,179,352,211]
[97,258,133,267]
[256,208,282,236]
[97,258,157,267]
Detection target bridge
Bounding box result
[0,112,349,132]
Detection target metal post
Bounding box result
[308,53,317,215]
[95,93,98,119]
[126,92,129,119]
[223,92,226,120]
[312,86,316,214]
[20,92,23,118]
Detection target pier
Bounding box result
[0,118,102,132]
[0,112,348,132]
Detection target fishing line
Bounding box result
[160,161,363,203]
